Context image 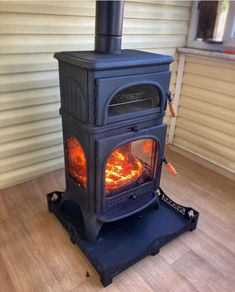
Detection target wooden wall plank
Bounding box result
[181,85,235,110]
[0,2,96,17]
[0,71,59,92]
[0,87,60,110]
[0,13,188,35]
[0,1,190,20]
[0,53,57,74]
[0,132,63,159]
[180,95,234,123]
[184,62,235,83]
[186,54,235,70]
[177,107,234,136]
[183,73,235,97]
[0,118,61,144]
[0,157,64,190]
[0,103,60,127]
[0,35,186,54]
[176,117,235,148]
[0,145,63,173]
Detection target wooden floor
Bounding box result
[0,146,235,292]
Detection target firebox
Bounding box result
[48,0,199,286]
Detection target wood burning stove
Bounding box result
[48,0,199,286]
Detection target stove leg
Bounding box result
[83,215,103,242]
[189,215,199,231]
[100,274,113,287]
[151,248,160,256]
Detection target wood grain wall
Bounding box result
[174,54,235,174]
[0,1,191,189]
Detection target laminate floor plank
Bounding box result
[134,255,198,292]
[0,217,62,292]
[172,251,233,292]
[0,254,16,292]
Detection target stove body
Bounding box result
[54,49,172,241]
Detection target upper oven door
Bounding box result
[95,71,171,125]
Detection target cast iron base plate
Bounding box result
[47,188,199,287]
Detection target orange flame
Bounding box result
[67,137,155,195]
[67,136,87,189]
[143,139,154,157]
[105,144,144,193]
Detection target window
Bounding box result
[187,0,235,50]
[67,136,87,190]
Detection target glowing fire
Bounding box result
[143,139,154,157]
[67,137,155,195]
[105,144,144,193]
[67,136,87,189]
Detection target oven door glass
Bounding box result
[108,84,161,117]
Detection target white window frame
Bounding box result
[187,1,235,50]
[223,1,235,47]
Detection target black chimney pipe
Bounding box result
[95,0,124,54]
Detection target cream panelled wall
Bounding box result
[0,1,191,189]
[174,54,235,173]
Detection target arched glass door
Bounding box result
[105,139,157,197]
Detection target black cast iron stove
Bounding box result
[48,0,199,286]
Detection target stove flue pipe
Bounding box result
[95,0,124,54]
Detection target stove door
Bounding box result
[96,123,167,219]
[95,71,170,125]
[105,138,156,197]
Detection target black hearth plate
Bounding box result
[47,188,199,287]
